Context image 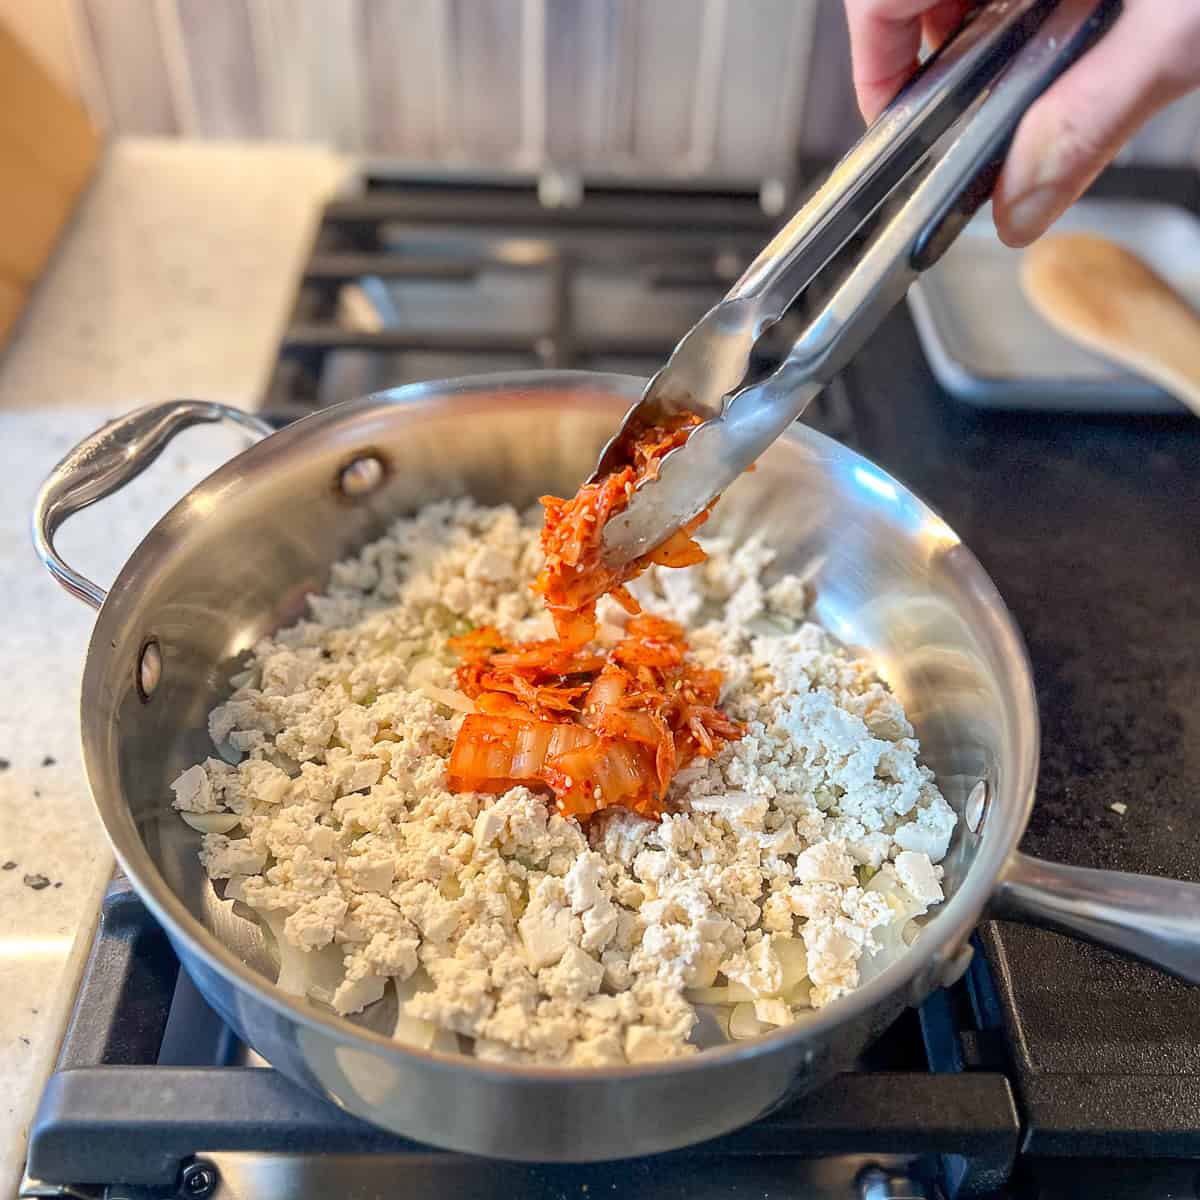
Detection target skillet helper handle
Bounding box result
[33,400,274,610]
[993,852,1200,985]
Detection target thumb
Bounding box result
[993,0,1200,247]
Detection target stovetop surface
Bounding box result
[841,283,1200,1158]
[25,165,1200,1200]
[27,880,1021,1200]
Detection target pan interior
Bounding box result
[83,373,1036,1052]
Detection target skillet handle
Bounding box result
[992,851,1200,984]
[32,400,274,610]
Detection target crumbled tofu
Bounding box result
[795,842,857,886]
[764,574,811,620]
[804,924,861,1005]
[178,498,954,1065]
[518,878,575,969]
[198,834,265,878]
[625,1024,684,1063]
[893,850,944,906]
[539,945,604,1003]
[563,852,605,913]
[283,893,349,951]
[724,935,783,996]
[345,848,396,894]
[171,764,216,814]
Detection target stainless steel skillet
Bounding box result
[31,373,1200,1161]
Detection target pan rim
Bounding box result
[79,369,1039,1087]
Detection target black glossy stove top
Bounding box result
[833,167,1200,1167]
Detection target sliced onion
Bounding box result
[688,791,758,814]
[180,812,241,835]
[418,684,476,714]
[867,866,929,914]
[773,937,809,995]
[785,976,813,1008]
[407,657,443,689]
[671,763,708,788]
[430,1028,461,1054]
[685,982,754,1005]
[729,1002,771,1041]
[745,615,792,637]
[259,909,347,1003]
[392,970,443,1050]
[687,1003,732,1049]
[392,1012,439,1049]
[859,868,930,985]
[334,974,387,1016]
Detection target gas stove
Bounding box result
[24,877,1018,1200]
[23,168,1200,1200]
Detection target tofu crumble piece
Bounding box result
[173,499,956,1065]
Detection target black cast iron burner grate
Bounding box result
[259,168,863,431]
[25,879,1019,1199]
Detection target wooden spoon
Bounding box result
[1020,232,1200,416]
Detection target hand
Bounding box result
[844,0,1200,246]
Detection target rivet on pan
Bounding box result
[965,780,989,833]
[178,1160,218,1198]
[338,455,385,498]
[137,639,162,702]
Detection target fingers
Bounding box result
[845,0,971,120]
[920,2,972,55]
[994,0,1200,247]
[843,0,1200,246]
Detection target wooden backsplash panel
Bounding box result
[447,0,523,161]
[362,0,447,158]
[175,0,265,138]
[711,0,818,177]
[80,0,177,135]
[629,0,704,165]
[15,0,1200,175]
[249,0,366,148]
[546,0,636,164]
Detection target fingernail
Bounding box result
[998,184,1065,247]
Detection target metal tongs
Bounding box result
[596,0,1120,568]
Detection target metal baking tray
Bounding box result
[907,198,1200,411]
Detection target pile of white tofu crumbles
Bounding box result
[171,499,955,1066]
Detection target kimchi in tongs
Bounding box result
[593,0,1118,573]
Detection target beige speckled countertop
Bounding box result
[0,137,347,1197]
